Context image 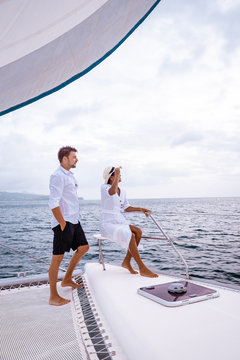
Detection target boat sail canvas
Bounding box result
[0,0,161,116]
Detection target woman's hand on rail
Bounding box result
[141,208,152,217]
[124,206,151,216]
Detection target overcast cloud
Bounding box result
[0,0,240,199]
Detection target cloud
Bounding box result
[171,132,203,146]
[56,103,102,120]
[0,133,52,193]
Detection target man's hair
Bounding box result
[58,146,77,163]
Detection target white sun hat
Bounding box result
[103,166,115,184]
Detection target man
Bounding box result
[48,146,89,306]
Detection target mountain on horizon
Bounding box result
[0,191,48,201]
[0,191,84,201]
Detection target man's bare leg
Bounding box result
[49,254,70,306]
[127,233,158,278]
[61,245,89,288]
[121,225,142,274]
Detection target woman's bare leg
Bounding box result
[121,225,142,274]
[123,232,158,278]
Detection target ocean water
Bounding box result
[0,197,239,288]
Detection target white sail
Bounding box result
[0,0,161,116]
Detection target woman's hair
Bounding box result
[58,146,77,163]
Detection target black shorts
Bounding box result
[52,221,88,255]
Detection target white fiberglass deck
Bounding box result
[85,262,240,360]
[1,284,83,360]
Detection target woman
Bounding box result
[100,166,158,278]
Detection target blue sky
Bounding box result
[1,0,240,199]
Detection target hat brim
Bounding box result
[104,174,111,184]
[103,166,115,184]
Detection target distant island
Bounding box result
[0,192,83,201]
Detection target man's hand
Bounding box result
[60,221,66,231]
[52,207,66,230]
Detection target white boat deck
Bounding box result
[1,263,240,360]
[85,262,240,360]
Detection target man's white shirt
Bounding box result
[49,166,81,228]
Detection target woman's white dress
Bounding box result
[100,184,132,249]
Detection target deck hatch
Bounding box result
[138,281,219,307]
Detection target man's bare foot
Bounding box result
[61,279,83,289]
[49,295,71,306]
[140,267,158,278]
[121,261,138,274]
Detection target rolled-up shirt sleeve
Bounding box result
[49,174,64,210]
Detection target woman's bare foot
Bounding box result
[61,279,83,289]
[121,261,138,274]
[49,295,71,306]
[139,267,158,278]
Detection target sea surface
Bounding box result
[0,196,239,288]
